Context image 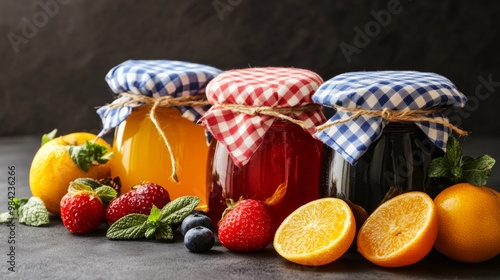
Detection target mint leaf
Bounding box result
[16,197,29,207]
[428,157,449,178]
[66,140,112,172]
[17,197,49,226]
[450,166,463,181]
[429,136,464,182]
[41,129,57,146]
[144,205,162,239]
[0,212,13,223]
[148,205,161,222]
[145,225,156,239]
[444,136,462,168]
[106,214,148,240]
[461,156,475,166]
[462,155,496,186]
[98,152,113,164]
[155,223,174,240]
[159,196,200,225]
[95,186,117,205]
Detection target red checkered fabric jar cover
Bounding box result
[200,67,326,167]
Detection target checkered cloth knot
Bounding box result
[200,67,326,167]
[313,71,468,165]
[96,60,222,182]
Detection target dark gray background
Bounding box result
[1,0,499,137]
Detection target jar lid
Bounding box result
[200,67,326,167]
[313,71,467,165]
[96,60,222,136]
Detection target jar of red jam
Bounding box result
[200,67,326,233]
[313,71,468,214]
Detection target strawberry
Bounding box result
[60,189,106,234]
[106,182,170,225]
[218,199,273,252]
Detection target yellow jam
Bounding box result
[111,106,209,211]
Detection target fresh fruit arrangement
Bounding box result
[1,129,498,271]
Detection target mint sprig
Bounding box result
[66,140,113,172]
[107,196,200,240]
[0,197,49,226]
[429,137,496,186]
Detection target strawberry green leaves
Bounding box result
[95,186,118,206]
[69,180,118,206]
[106,196,200,240]
[429,137,496,186]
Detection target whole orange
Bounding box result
[433,183,500,263]
[29,132,112,215]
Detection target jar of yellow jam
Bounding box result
[97,60,222,211]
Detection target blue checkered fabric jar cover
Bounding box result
[96,60,222,137]
[313,71,467,165]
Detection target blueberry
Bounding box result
[181,213,214,236]
[184,226,215,253]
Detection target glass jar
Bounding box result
[111,106,210,211]
[319,122,444,214]
[207,120,324,233]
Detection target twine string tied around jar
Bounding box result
[106,92,212,183]
[315,106,469,136]
[217,103,323,128]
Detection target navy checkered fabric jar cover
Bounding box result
[313,71,467,165]
[96,60,222,137]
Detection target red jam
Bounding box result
[207,120,323,233]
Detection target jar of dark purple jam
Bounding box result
[319,122,444,214]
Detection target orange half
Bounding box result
[357,191,438,267]
[273,198,356,266]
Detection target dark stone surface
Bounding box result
[1,0,500,136]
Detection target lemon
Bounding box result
[29,132,112,215]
